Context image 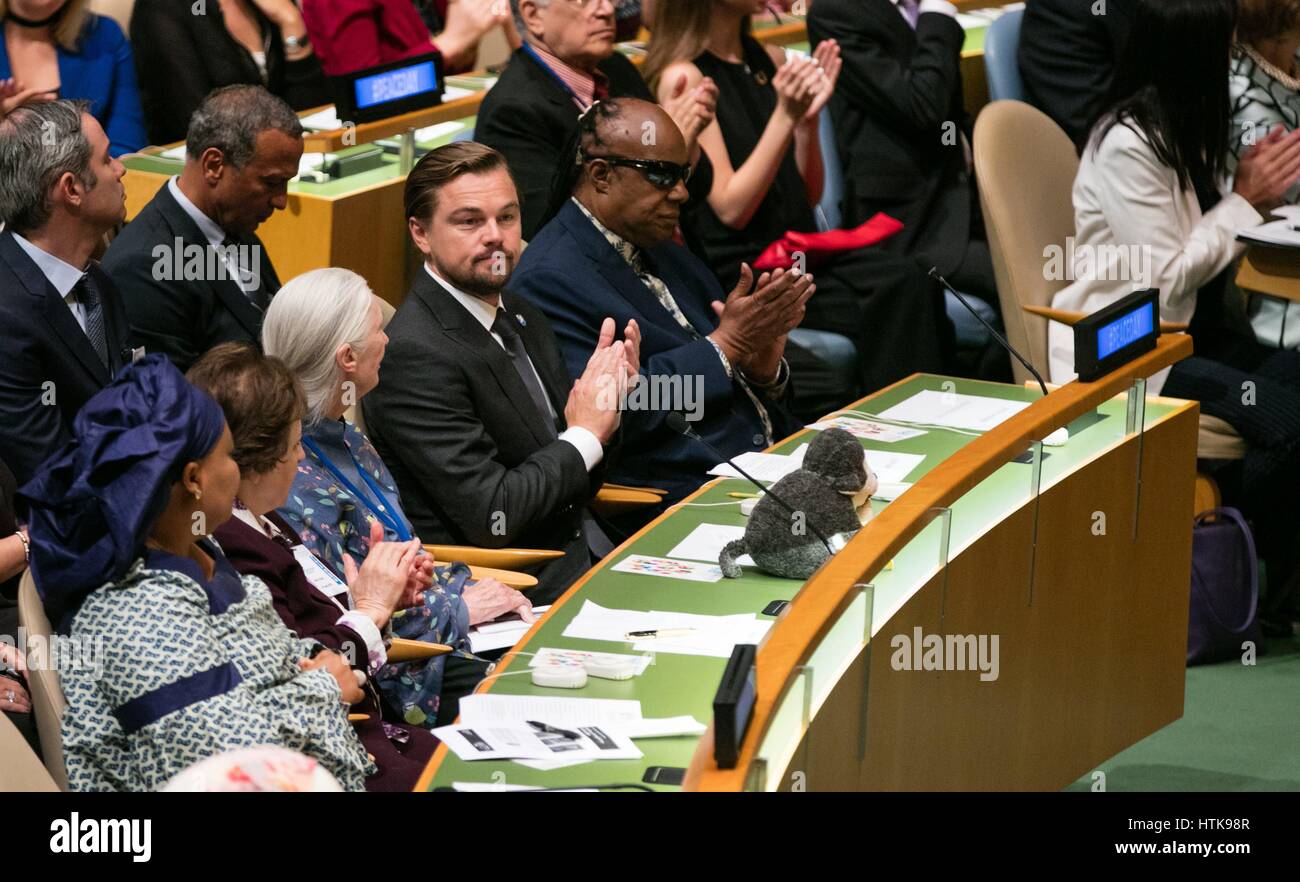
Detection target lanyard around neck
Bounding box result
[300,435,413,542]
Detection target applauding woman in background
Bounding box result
[642,0,953,397]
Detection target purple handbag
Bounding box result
[1187,507,1261,666]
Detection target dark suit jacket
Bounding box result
[214,511,436,792]
[362,270,602,604]
[513,200,799,503]
[809,0,971,274]
[475,46,656,239]
[1018,0,1136,148]
[102,181,281,373]
[130,0,334,146]
[0,230,134,486]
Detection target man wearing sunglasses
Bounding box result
[511,98,813,508]
[478,0,719,239]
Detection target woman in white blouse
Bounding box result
[1051,0,1300,628]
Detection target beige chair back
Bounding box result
[0,711,58,792]
[18,570,69,790]
[974,100,1080,385]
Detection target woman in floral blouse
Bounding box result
[1229,0,1300,348]
[264,268,535,728]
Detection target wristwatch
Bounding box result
[283,32,310,52]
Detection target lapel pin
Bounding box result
[516,314,527,327]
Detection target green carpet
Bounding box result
[1066,632,1300,791]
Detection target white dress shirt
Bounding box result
[424,264,604,471]
[1048,123,1263,394]
[12,232,90,332]
[167,177,260,296]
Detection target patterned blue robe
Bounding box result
[59,543,374,791]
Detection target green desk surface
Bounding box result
[425,374,1178,791]
[123,118,478,199]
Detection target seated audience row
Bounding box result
[1048,0,1300,625]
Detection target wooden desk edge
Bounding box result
[411,369,927,792]
[683,334,1195,791]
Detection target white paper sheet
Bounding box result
[807,415,927,442]
[610,554,724,582]
[1238,218,1300,249]
[413,120,468,143]
[433,722,642,762]
[876,389,1031,432]
[667,523,753,567]
[630,618,770,658]
[873,481,912,502]
[708,444,807,482]
[458,693,643,729]
[466,605,549,654]
[512,757,593,772]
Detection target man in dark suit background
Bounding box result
[0,100,135,485]
[479,0,717,239]
[1018,0,1137,148]
[103,85,301,372]
[514,99,809,506]
[809,0,997,307]
[363,141,637,604]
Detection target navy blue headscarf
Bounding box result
[19,355,227,633]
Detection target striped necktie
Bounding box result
[75,273,110,370]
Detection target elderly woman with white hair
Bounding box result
[264,267,533,729]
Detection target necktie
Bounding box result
[492,309,615,558]
[75,274,110,370]
[625,248,776,447]
[491,308,557,437]
[900,0,920,28]
[221,235,269,310]
[593,71,611,102]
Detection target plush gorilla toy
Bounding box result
[719,428,877,579]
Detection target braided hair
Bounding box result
[540,99,627,229]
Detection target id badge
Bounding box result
[292,545,350,599]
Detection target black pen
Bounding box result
[527,719,581,740]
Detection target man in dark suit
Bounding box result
[514,99,809,505]
[363,141,636,604]
[103,85,301,372]
[481,0,717,239]
[1018,0,1137,148]
[0,100,136,485]
[809,0,997,306]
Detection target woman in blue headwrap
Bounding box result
[19,354,375,792]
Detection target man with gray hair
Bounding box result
[477,0,717,239]
[103,85,303,371]
[0,99,134,484]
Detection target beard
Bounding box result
[434,251,514,299]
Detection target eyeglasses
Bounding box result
[581,152,694,190]
[558,0,613,10]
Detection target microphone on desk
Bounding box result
[665,412,844,556]
[928,267,1068,446]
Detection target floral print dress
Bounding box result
[277,417,479,728]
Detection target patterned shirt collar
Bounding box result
[527,41,607,110]
[572,197,645,273]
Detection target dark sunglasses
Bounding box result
[581,152,694,190]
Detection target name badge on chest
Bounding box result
[291,544,350,600]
